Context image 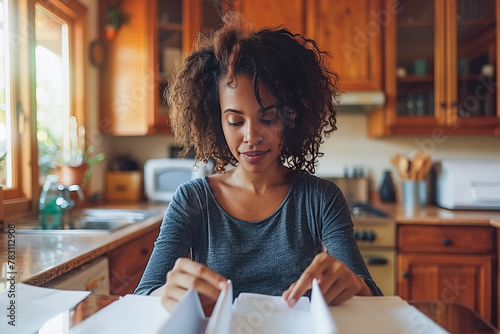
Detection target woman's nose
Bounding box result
[244,122,263,145]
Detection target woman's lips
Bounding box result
[241,150,269,163]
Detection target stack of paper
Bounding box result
[0,283,90,334]
[159,279,449,334]
[70,294,168,333]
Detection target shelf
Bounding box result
[158,22,182,31]
[398,21,433,28]
[456,18,495,27]
[457,74,494,81]
[397,75,434,83]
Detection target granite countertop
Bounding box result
[0,203,167,286]
[374,203,500,228]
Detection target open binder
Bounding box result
[159,279,338,334]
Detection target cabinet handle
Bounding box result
[141,248,149,255]
[442,238,451,246]
[440,102,447,108]
[401,271,409,278]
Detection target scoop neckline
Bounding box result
[202,175,295,224]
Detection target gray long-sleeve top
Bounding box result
[135,171,382,298]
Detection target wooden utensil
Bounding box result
[410,151,425,180]
[398,155,409,180]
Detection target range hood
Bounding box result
[336,91,385,112]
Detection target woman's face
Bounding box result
[219,75,283,174]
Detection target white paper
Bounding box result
[157,284,449,334]
[228,292,312,334]
[329,296,450,334]
[310,279,339,334]
[71,294,168,334]
[205,280,233,334]
[0,283,90,334]
[157,289,206,334]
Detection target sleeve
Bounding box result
[319,181,383,296]
[134,183,196,295]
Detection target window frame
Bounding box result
[4,0,87,217]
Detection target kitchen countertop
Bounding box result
[374,203,500,228]
[0,203,167,287]
[2,201,500,289]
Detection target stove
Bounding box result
[350,203,396,296]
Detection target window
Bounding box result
[0,0,15,191]
[2,0,86,215]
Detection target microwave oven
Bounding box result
[144,158,214,202]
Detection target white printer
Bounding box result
[435,159,500,210]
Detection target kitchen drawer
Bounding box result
[398,225,495,254]
[108,229,158,295]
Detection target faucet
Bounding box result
[56,184,85,210]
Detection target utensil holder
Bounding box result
[402,180,427,216]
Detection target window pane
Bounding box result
[0,0,12,188]
[35,4,70,181]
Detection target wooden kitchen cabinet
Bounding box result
[234,0,306,34]
[369,0,500,137]
[498,228,500,329]
[397,224,495,322]
[237,0,383,91]
[99,0,224,135]
[306,0,383,91]
[108,228,158,295]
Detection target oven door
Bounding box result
[360,247,396,296]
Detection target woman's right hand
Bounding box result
[161,258,228,312]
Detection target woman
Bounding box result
[135,12,382,312]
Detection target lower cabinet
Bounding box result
[397,224,495,323]
[498,229,500,329]
[108,229,158,295]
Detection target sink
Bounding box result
[9,208,162,234]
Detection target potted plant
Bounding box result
[59,146,106,187]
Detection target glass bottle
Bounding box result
[379,170,396,202]
[39,175,64,229]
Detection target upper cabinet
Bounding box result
[231,0,382,91]
[306,0,383,91]
[99,0,224,135]
[235,0,306,34]
[369,0,500,137]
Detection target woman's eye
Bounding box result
[228,121,243,126]
[261,117,277,125]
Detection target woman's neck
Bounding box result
[230,163,289,194]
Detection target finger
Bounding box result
[324,279,349,305]
[173,271,223,301]
[287,254,330,307]
[282,282,296,300]
[161,296,180,312]
[329,285,356,305]
[175,258,228,290]
[165,282,188,302]
[317,269,339,295]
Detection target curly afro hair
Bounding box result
[167,12,340,174]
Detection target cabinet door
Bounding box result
[108,229,158,295]
[386,0,446,133]
[498,229,500,329]
[99,0,152,135]
[153,0,224,133]
[236,0,306,34]
[398,253,493,322]
[306,0,382,91]
[447,0,500,133]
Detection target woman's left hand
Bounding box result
[282,252,372,307]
